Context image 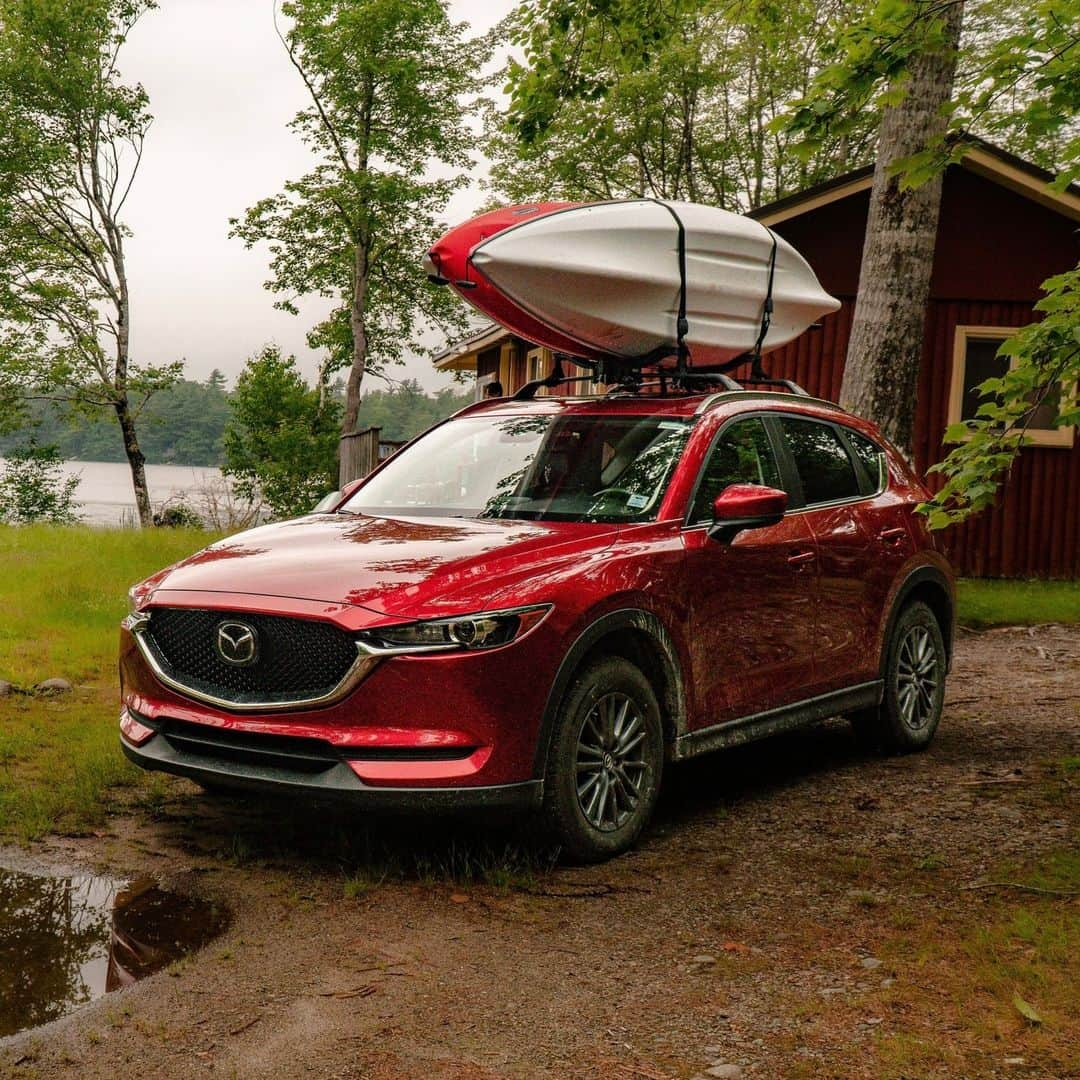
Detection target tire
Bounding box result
[542,655,664,863]
[851,601,946,753]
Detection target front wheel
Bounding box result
[542,656,664,862]
[851,601,946,753]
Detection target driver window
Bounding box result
[690,417,781,524]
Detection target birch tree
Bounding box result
[0,0,173,526]
[835,2,964,453]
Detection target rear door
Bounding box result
[681,414,818,726]
[772,415,908,697]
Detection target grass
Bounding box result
[957,577,1080,629]
[0,524,216,839]
[873,847,1079,1078]
[0,524,218,687]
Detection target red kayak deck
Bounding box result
[425,202,619,362]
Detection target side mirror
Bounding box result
[708,484,788,543]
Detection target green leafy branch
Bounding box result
[920,264,1080,528]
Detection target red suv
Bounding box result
[120,387,953,861]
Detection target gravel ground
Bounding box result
[2,625,1077,1079]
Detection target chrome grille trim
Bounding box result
[128,614,380,713]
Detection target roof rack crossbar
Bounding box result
[512,353,598,400]
[743,375,810,396]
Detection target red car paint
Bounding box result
[120,391,954,811]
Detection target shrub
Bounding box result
[0,442,80,525]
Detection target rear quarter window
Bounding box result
[843,429,888,493]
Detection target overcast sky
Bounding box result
[120,0,516,392]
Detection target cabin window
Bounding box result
[947,326,1074,449]
[526,349,546,380]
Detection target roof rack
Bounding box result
[509,349,811,401]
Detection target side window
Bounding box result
[780,417,861,506]
[844,429,887,493]
[690,417,781,523]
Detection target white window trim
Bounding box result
[947,325,1075,449]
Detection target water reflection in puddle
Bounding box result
[0,868,229,1038]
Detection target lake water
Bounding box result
[0,459,226,526]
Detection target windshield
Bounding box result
[340,413,692,523]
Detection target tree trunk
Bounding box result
[839,2,964,456]
[340,238,370,486]
[110,235,153,527]
[114,395,152,527]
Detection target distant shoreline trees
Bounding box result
[0,366,471,471]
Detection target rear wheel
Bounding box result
[851,601,946,753]
[542,656,664,862]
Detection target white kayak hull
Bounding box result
[468,200,840,365]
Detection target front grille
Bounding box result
[144,608,359,706]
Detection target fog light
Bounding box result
[120,708,155,746]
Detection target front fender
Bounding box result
[531,607,688,778]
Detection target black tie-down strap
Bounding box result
[649,202,779,381]
[650,200,691,375]
[750,227,778,379]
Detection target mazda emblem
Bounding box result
[215,620,259,667]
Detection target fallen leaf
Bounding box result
[449,893,469,904]
[1012,992,1043,1026]
[721,941,750,953]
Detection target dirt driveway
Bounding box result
[2,625,1077,1079]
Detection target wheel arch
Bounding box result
[532,609,687,778]
[881,565,955,674]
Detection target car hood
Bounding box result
[146,512,618,619]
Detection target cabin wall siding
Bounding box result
[743,297,1079,579]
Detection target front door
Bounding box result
[681,415,818,728]
[772,415,890,697]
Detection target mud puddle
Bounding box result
[0,867,228,1038]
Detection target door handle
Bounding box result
[787,549,816,566]
[877,527,908,545]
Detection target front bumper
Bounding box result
[120,712,543,812]
[119,599,566,793]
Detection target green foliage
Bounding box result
[488,0,878,210]
[0,372,232,466]
[352,379,472,441]
[785,0,1080,188]
[0,0,176,401]
[230,0,482,404]
[921,266,1080,527]
[0,441,80,525]
[222,346,341,519]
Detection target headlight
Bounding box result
[357,604,551,656]
[127,584,141,614]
